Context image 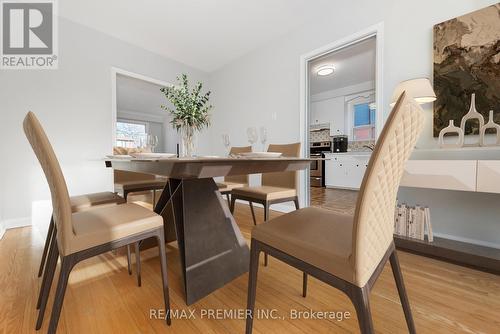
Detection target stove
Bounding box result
[310,141,331,187]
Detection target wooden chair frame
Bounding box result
[36,225,171,333]
[230,195,299,266]
[246,238,416,334]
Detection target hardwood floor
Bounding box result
[1,196,499,333]
[310,187,358,215]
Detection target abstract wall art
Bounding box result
[433,3,500,137]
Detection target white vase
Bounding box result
[460,93,484,147]
[479,110,500,146]
[439,120,464,149]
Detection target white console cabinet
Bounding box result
[400,159,500,194]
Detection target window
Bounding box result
[116,120,147,148]
[346,93,376,142]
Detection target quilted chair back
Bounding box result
[352,92,424,287]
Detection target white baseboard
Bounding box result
[3,217,32,229]
[433,232,500,250]
[0,217,31,240]
[0,222,5,240]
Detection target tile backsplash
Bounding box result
[309,129,331,142]
[349,140,375,151]
[310,129,374,151]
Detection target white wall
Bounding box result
[208,0,500,246]
[0,18,210,223]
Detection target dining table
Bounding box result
[105,156,312,305]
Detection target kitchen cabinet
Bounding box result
[310,97,345,134]
[324,153,370,189]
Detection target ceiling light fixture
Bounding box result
[316,65,335,76]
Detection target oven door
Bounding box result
[310,153,322,177]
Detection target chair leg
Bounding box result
[350,286,374,334]
[38,215,54,278]
[135,242,141,287]
[249,202,257,225]
[36,238,59,328]
[126,245,132,275]
[293,197,300,210]
[263,203,270,221]
[263,203,269,266]
[156,229,172,326]
[225,193,230,204]
[47,256,74,334]
[390,250,416,334]
[36,230,57,310]
[230,197,236,213]
[245,239,261,334]
[302,272,308,298]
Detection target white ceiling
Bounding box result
[309,37,376,95]
[60,0,335,72]
[116,74,166,115]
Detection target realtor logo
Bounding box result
[1,0,58,69]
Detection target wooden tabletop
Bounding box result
[105,156,313,179]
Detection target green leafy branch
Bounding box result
[160,74,212,131]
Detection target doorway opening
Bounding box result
[299,23,383,209]
[111,68,176,154]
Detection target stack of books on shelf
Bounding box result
[394,203,433,242]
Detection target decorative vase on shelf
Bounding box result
[460,93,484,147]
[479,110,500,147]
[439,120,464,149]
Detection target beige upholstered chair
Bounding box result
[246,92,423,334]
[230,143,301,225]
[38,192,125,278]
[24,112,171,334]
[217,145,252,202]
[113,147,168,204]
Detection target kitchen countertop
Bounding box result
[324,151,372,156]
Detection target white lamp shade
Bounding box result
[390,78,436,106]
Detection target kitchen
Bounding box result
[308,37,376,203]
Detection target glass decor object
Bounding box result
[439,120,464,148]
[222,134,231,155]
[259,126,267,151]
[147,134,158,152]
[180,126,195,157]
[460,93,484,147]
[479,110,500,147]
[247,127,258,148]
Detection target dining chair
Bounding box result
[245,92,423,334]
[37,192,126,279]
[113,146,168,285]
[217,145,252,202]
[230,142,300,265]
[24,112,171,333]
[113,147,168,204]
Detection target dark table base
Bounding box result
[154,178,250,305]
